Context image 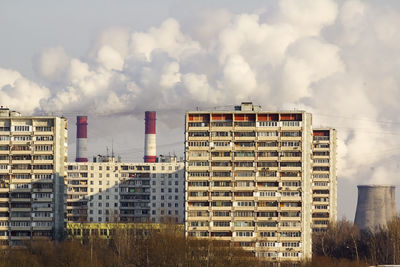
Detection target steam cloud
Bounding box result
[1,0,400,189]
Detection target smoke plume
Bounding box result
[1,0,400,204]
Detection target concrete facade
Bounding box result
[67,155,185,224]
[185,103,314,262]
[354,185,397,230]
[0,108,68,246]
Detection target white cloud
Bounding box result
[2,0,400,194]
[0,68,49,114]
[160,62,181,89]
[35,46,70,81]
[96,45,124,71]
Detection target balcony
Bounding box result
[234,136,256,141]
[280,126,302,131]
[188,206,209,211]
[280,136,302,141]
[280,176,301,181]
[10,150,31,155]
[10,217,31,221]
[280,196,301,202]
[210,226,231,232]
[280,166,302,171]
[257,167,278,172]
[32,160,53,164]
[187,226,209,231]
[256,226,278,231]
[210,196,232,201]
[187,196,209,202]
[33,150,53,155]
[210,176,231,181]
[257,136,278,141]
[257,146,278,151]
[212,146,231,151]
[234,146,255,151]
[234,166,255,172]
[186,176,209,181]
[187,166,209,172]
[280,156,302,161]
[234,126,256,131]
[211,136,232,141]
[233,186,255,191]
[211,166,232,171]
[279,236,302,242]
[187,216,210,221]
[0,206,8,212]
[210,186,232,191]
[11,169,31,174]
[233,156,255,161]
[32,197,52,203]
[257,177,279,183]
[234,196,254,202]
[257,156,278,162]
[187,146,209,151]
[209,126,233,132]
[188,156,209,161]
[280,146,301,151]
[211,156,231,161]
[187,126,209,131]
[280,206,301,212]
[187,136,210,141]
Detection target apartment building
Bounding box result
[0,107,67,246]
[312,128,337,232]
[67,155,184,224]
[185,102,314,262]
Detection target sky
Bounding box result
[1,0,400,220]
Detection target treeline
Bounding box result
[312,217,400,266]
[1,219,399,267]
[0,224,260,267]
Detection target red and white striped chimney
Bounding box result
[76,116,88,162]
[144,111,156,163]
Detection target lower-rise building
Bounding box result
[67,155,184,224]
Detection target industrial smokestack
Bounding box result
[144,111,156,163]
[76,116,88,162]
[354,185,397,230]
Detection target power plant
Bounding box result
[144,111,156,163]
[354,185,397,230]
[76,115,88,162]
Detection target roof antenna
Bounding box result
[111,138,115,158]
[106,146,109,157]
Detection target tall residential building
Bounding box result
[185,102,314,262]
[67,155,185,224]
[0,107,67,246]
[312,128,337,232]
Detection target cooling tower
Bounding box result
[144,111,156,163]
[354,185,397,230]
[76,116,88,162]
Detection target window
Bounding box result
[13,125,31,132]
[282,121,300,127]
[259,121,277,127]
